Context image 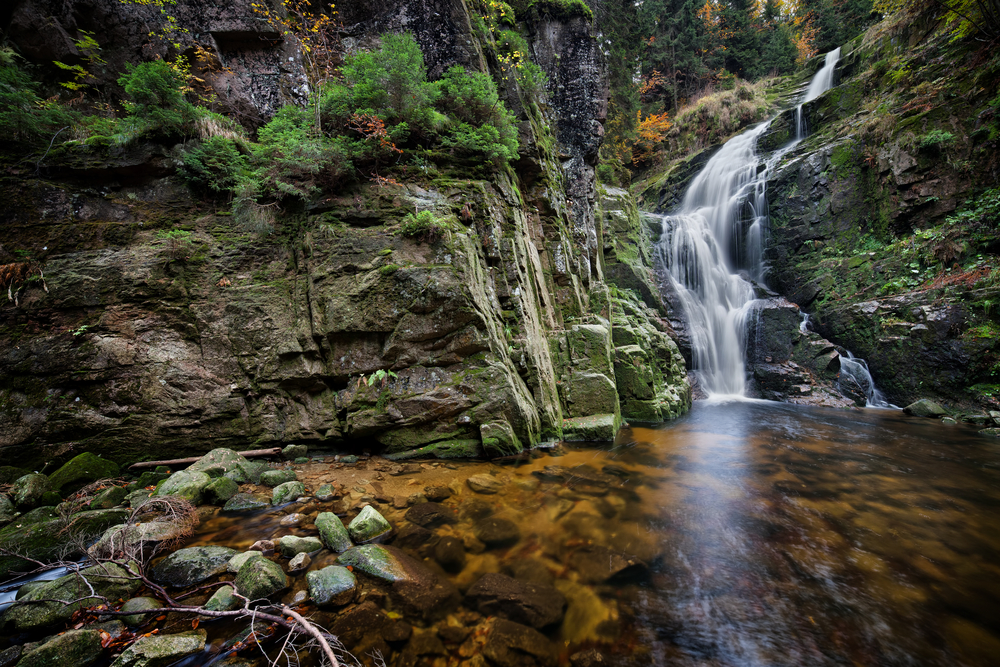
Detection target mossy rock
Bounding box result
[109,629,206,667]
[5,561,142,631]
[0,508,128,579]
[151,545,238,588]
[316,512,353,552]
[48,452,120,494]
[277,535,323,558]
[90,485,127,510]
[260,469,298,487]
[307,565,357,606]
[0,495,16,526]
[347,505,392,543]
[16,629,103,667]
[156,470,212,505]
[0,466,31,484]
[227,550,264,573]
[272,480,306,506]
[562,414,619,442]
[203,477,239,504]
[233,557,288,601]
[120,596,164,626]
[135,471,169,488]
[337,545,409,582]
[383,439,484,460]
[222,493,271,512]
[185,448,265,484]
[11,473,54,511]
[204,584,241,612]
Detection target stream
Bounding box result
[168,401,1000,667]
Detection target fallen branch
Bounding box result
[128,448,282,470]
[283,605,340,667]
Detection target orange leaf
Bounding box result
[191,619,199,629]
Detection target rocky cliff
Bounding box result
[0,0,690,468]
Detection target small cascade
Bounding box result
[839,352,890,407]
[655,47,877,400]
[795,47,841,139]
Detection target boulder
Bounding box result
[109,629,206,667]
[282,444,309,460]
[466,474,504,494]
[48,453,119,494]
[474,517,521,547]
[89,520,189,560]
[156,471,212,505]
[227,551,264,573]
[0,508,128,579]
[903,399,949,418]
[483,618,557,667]
[277,535,322,558]
[466,573,566,628]
[89,485,127,510]
[316,512,353,552]
[16,629,103,667]
[11,473,54,511]
[260,469,298,487]
[204,584,241,612]
[203,477,239,504]
[307,565,357,606]
[347,505,392,542]
[233,557,288,601]
[185,449,262,484]
[0,466,31,484]
[0,645,22,667]
[272,481,306,505]
[338,545,459,620]
[222,493,270,512]
[5,562,142,631]
[120,596,164,626]
[151,546,238,588]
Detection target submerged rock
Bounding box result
[348,505,392,542]
[483,618,557,667]
[16,628,103,667]
[151,545,237,587]
[307,565,357,606]
[233,557,288,601]
[404,501,455,527]
[316,512,353,552]
[474,517,521,547]
[48,452,119,494]
[567,544,649,584]
[466,474,504,494]
[466,573,566,628]
[338,544,459,620]
[109,629,206,667]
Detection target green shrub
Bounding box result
[399,210,446,242]
[0,53,77,147]
[918,129,955,151]
[179,136,249,193]
[438,66,519,163]
[117,60,196,137]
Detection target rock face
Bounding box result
[0,0,690,469]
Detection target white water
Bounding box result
[655,49,846,398]
[840,352,891,407]
[795,47,841,139]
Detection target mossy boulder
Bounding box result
[89,485,127,510]
[260,469,298,487]
[222,493,271,512]
[562,414,618,441]
[271,480,306,505]
[307,565,357,606]
[903,399,949,418]
[4,562,142,631]
[16,628,104,667]
[109,629,206,667]
[150,545,238,588]
[11,473,54,511]
[48,452,119,494]
[120,596,164,626]
[338,544,409,582]
[203,477,239,504]
[277,535,323,558]
[156,470,212,505]
[204,584,241,612]
[0,466,31,484]
[347,505,392,543]
[282,444,308,460]
[0,508,129,579]
[233,557,288,601]
[185,448,263,484]
[316,512,353,552]
[227,550,264,573]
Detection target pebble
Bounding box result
[280,513,306,526]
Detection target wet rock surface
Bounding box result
[151,546,238,588]
[467,573,567,628]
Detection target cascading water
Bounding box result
[655,48,855,398]
[795,47,841,139]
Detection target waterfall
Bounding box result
[655,48,846,398]
[795,47,841,139]
[839,352,890,407]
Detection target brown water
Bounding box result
[186,400,1000,667]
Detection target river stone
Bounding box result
[48,452,120,494]
[151,545,237,587]
[307,565,357,606]
[338,545,460,620]
[316,512,353,552]
[186,449,260,483]
[156,470,212,505]
[135,471,170,488]
[261,469,298,487]
[203,477,239,504]
[0,495,16,526]
[466,573,566,628]
[272,481,306,505]
[278,535,322,558]
[348,505,392,542]
[120,596,164,626]
[234,557,288,601]
[0,645,21,667]
[283,444,309,460]
[483,618,557,667]
[980,427,1000,437]
[90,485,127,510]
[424,485,452,501]
[404,501,455,527]
[338,545,409,582]
[248,539,275,554]
[89,520,189,560]
[903,399,948,417]
[204,584,241,612]
[433,536,466,572]
[223,493,270,511]
[6,562,142,631]
[315,483,337,501]
[16,628,103,667]
[11,473,54,510]
[227,550,264,573]
[467,474,504,494]
[0,508,129,579]
[289,552,311,572]
[110,629,206,667]
[567,545,649,584]
[474,517,521,547]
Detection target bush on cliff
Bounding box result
[0,49,76,148]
